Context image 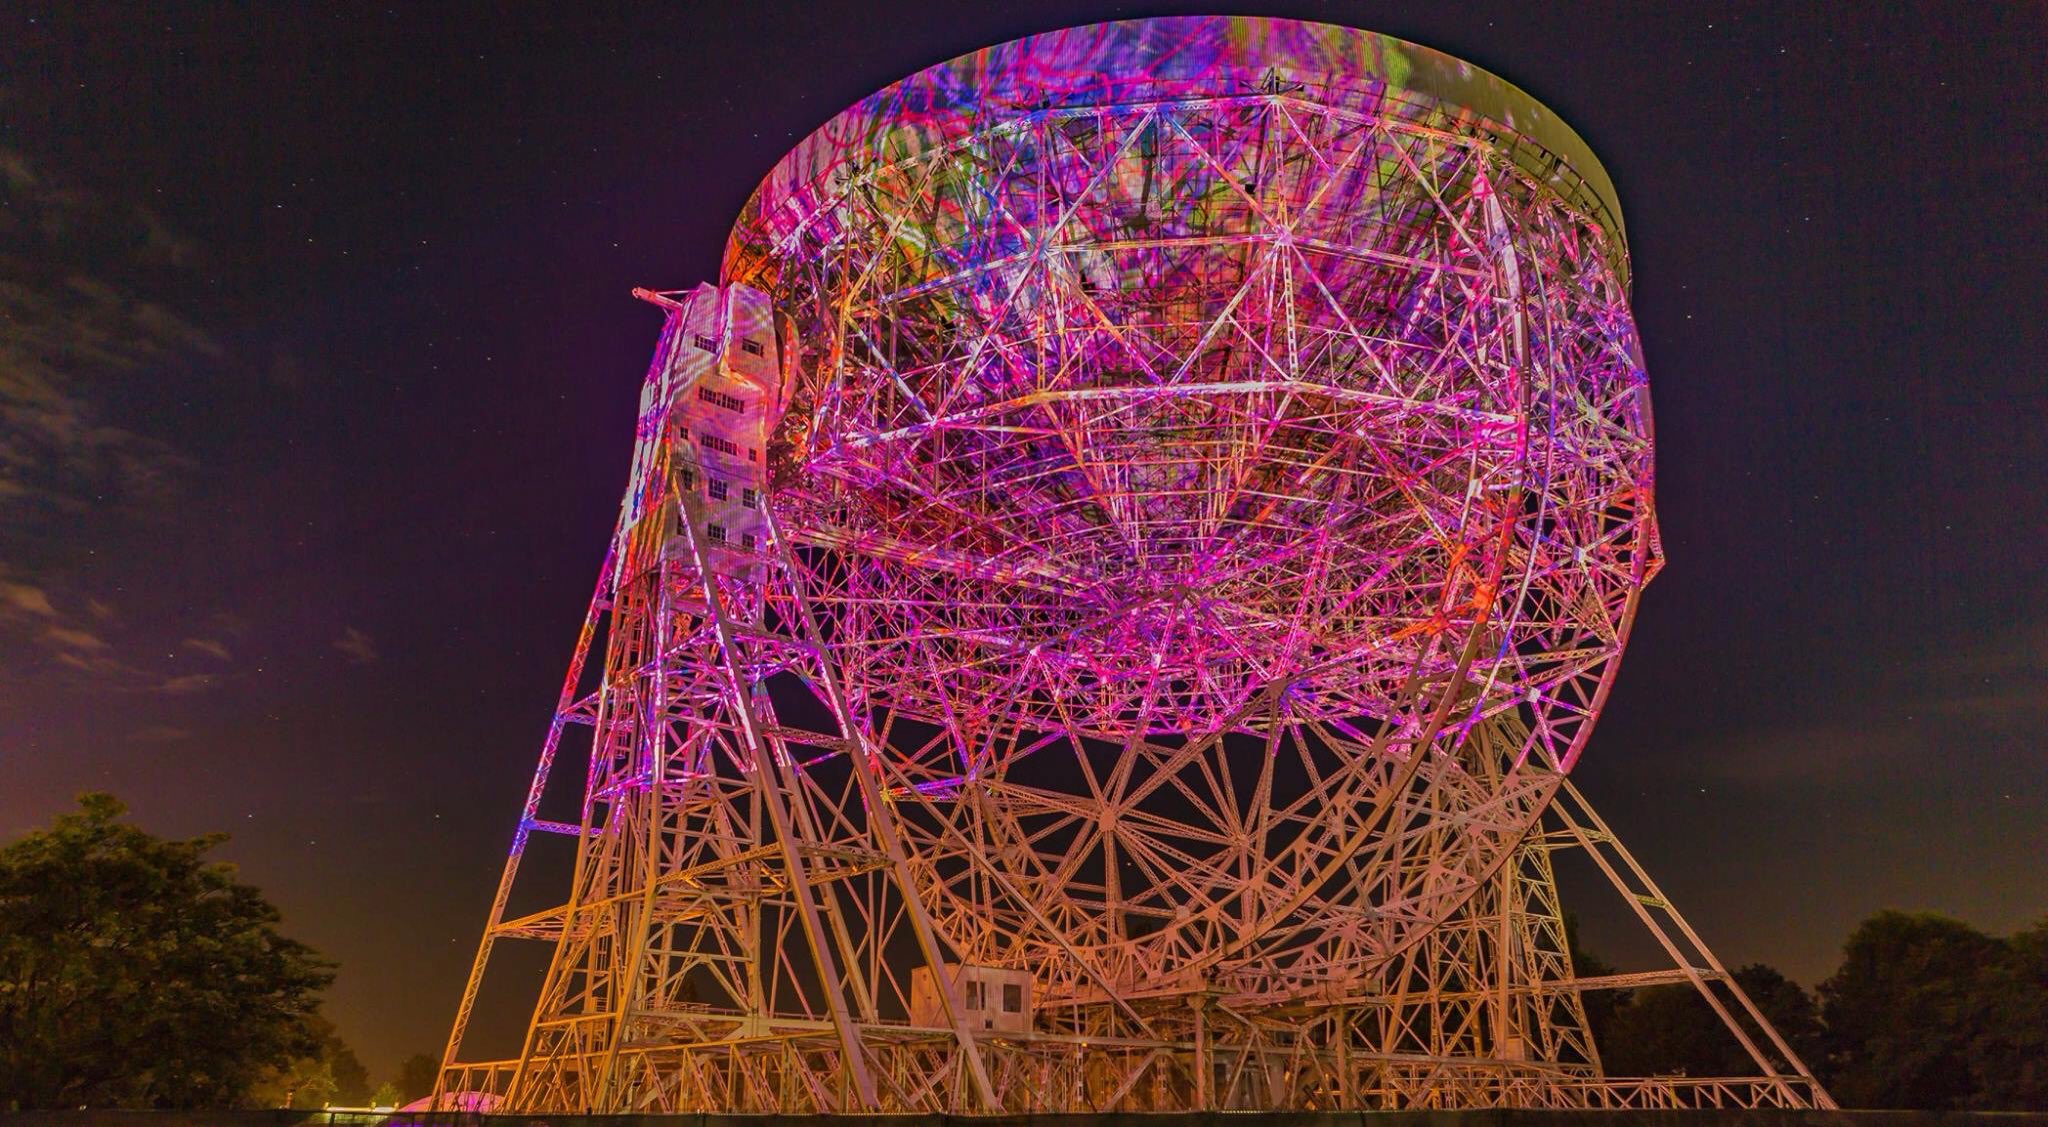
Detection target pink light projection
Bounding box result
[434,17,1825,1116]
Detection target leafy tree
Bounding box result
[370,1082,401,1108]
[396,1052,440,1104]
[0,793,334,1109]
[1819,910,2006,1108]
[1964,917,2048,1110]
[1735,963,1827,1071]
[243,1015,369,1108]
[1562,912,1623,1048]
[243,1054,337,1111]
[1600,964,1822,1078]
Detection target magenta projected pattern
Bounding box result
[438,17,1830,1114]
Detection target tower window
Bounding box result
[707,478,730,501]
[741,487,758,509]
[740,338,765,357]
[692,333,716,351]
[697,386,745,412]
[706,523,727,544]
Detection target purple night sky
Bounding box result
[2,1,2042,1075]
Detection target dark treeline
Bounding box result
[0,796,439,1111]
[1,796,2043,1110]
[1576,911,2047,1109]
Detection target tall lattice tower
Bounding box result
[437,18,1833,1113]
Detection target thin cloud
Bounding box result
[0,146,243,701]
[1921,618,2048,730]
[50,648,148,685]
[0,147,218,520]
[40,644,228,695]
[1,581,57,619]
[1675,723,1925,786]
[41,624,109,651]
[182,637,233,662]
[334,626,379,665]
[1622,618,2046,789]
[156,673,219,695]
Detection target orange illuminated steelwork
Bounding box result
[435,17,1832,1113]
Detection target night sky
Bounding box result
[4,2,2043,1078]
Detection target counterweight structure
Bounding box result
[438,17,1833,1113]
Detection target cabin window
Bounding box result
[697,386,744,412]
[1002,984,1022,1013]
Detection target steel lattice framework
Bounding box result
[437,17,1834,1114]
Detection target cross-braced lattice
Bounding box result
[436,17,1833,1114]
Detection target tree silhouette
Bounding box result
[243,1014,370,1108]
[0,794,334,1109]
[1822,910,2048,1110]
[1974,919,2048,1109]
[1599,964,1822,1078]
[397,1052,440,1104]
